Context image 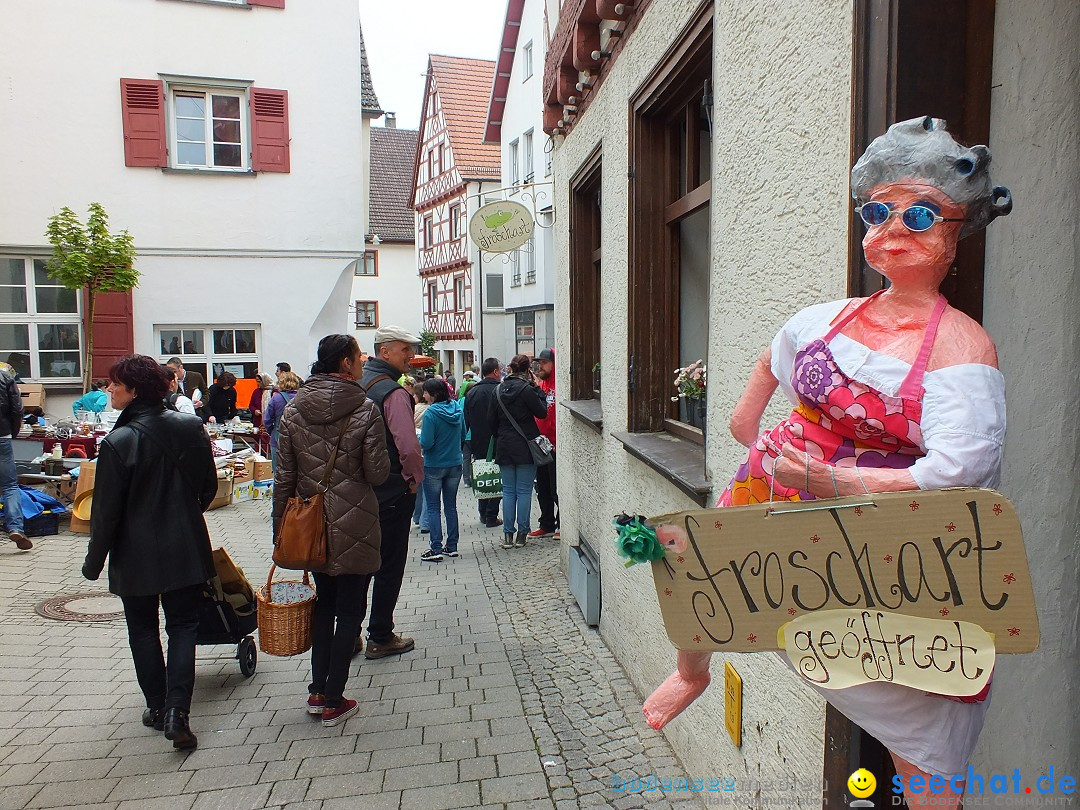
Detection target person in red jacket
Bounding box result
[530,348,559,539]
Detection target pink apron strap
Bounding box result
[822,290,887,342]
[898,294,949,400]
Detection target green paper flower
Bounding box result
[613,514,666,567]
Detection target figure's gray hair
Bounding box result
[851,116,1012,239]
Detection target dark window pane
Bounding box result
[161,330,182,355]
[0,324,29,351]
[185,362,208,382]
[0,259,25,286]
[38,324,80,351]
[213,330,235,354]
[35,286,78,313]
[212,95,241,118]
[33,259,53,285]
[234,330,256,353]
[183,330,204,354]
[0,287,27,313]
[213,143,242,167]
[213,119,241,143]
[39,350,81,378]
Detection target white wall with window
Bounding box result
[496,0,556,330]
[0,257,82,382]
[350,243,422,351]
[156,324,260,383]
[2,0,369,409]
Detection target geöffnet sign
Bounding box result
[469,201,534,254]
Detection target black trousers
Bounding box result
[478,494,500,523]
[535,450,559,532]
[121,584,202,713]
[359,490,415,643]
[309,572,364,707]
[461,441,473,486]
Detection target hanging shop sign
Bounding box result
[469,200,534,254]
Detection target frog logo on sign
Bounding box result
[469,200,534,254]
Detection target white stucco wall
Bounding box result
[0,0,366,394]
[552,0,854,792]
[977,0,1080,780]
[351,242,423,352]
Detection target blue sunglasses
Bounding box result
[856,201,967,232]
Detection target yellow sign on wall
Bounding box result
[724,662,742,748]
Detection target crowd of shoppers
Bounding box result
[64,330,562,751]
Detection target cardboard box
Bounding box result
[253,480,273,500]
[252,457,272,483]
[234,479,273,502]
[19,383,45,410]
[207,477,233,510]
[69,461,96,534]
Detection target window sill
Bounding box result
[561,398,602,434]
[611,430,711,507]
[159,0,251,8]
[162,167,257,176]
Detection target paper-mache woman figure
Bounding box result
[643,116,1013,808]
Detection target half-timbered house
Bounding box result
[413,55,511,377]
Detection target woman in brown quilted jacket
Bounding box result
[273,334,390,727]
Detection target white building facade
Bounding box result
[0,0,370,413]
[353,123,423,350]
[484,0,557,359]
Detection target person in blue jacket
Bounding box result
[418,378,464,562]
[72,380,109,416]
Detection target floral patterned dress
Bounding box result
[716,292,1007,777]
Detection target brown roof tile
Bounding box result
[369,127,419,242]
[359,25,382,114]
[429,55,501,178]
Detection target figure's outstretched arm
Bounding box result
[642,650,713,730]
[730,349,778,447]
[774,443,918,497]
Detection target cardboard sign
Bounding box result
[649,488,1038,654]
[778,609,996,695]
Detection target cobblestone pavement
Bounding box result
[0,488,701,810]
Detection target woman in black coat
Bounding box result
[83,355,218,751]
[488,354,548,550]
[203,371,238,424]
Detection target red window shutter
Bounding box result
[250,88,290,173]
[120,79,166,168]
[248,0,285,7]
[82,290,134,378]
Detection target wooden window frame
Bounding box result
[453,275,466,312]
[448,204,461,241]
[423,215,434,248]
[509,139,520,186]
[569,145,603,401]
[356,249,378,276]
[168,84,250,172]
[354,300,378,329]
[627,0,713,437]
[0,256,83,383]
[426,281,438,317]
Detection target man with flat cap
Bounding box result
[357,325,424,659]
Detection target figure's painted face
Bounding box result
[861,182,966,288]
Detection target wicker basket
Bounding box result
[256,565,316,657]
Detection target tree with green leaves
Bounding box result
[45,203,139,393]
[418,329,438,360]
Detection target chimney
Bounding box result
[384,112,397,129]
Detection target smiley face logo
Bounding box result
[847,768,876,799]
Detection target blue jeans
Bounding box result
[412,486,429,530]
[422,465,461,553]
[0,439,24,534]
[499,463,536,535]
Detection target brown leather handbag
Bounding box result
[272,416,351,570]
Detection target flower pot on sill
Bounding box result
[685,398,706,431]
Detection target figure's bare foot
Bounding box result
[642,670,712,730]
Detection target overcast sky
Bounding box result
[360,0,508,132]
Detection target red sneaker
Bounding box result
[322,698,359,727]
[527,529,554,539]
[307,693,325,716]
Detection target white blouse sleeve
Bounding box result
[909,364,1006,490]
[770,299,853,405]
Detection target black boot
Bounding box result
[163,708,198,751]
[514,531,527,548]
[141,707,164,731]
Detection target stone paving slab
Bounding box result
[0,489,699,808]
